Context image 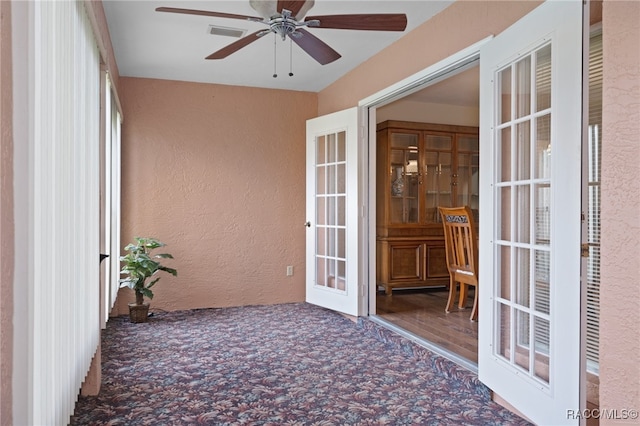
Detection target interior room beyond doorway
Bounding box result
[374,64,480,365]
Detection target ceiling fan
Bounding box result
[156,0,408,65]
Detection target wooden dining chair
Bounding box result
[438,206,479,321]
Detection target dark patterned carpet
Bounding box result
[71,303,530,425]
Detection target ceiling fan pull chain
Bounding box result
[289,38,294,77]
[273,33,278,78]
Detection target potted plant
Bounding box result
[119,237,177,323]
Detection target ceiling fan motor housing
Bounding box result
[268,9,313,40]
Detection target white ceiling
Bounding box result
[102,0,454,92]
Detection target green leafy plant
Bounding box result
[119,237,177,305]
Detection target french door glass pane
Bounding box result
[515,185,531,243]
[499,246,511,300]
[499,67,512,124]
[315,130,347,294]
[515,56,532,119]
[498,302,511,360]
[327,165,336,194]
[534,316,551,382]
[534,250,550,314]
[494,43,552,386]
[316,166,325,195]
[337,163,345,193]
[328,133,336,162]
[316,197,325,225]
[535,115,551,179]
[500,126,512,182]
[536,44,552,112]
[499,186,511,241]
[516,121,531,180]
[327,196,335,226]
[515,310,531,373]
[316,257,325,287]
[515,247,530,307]
[337,197,345,227]
[337,131,346,162]
[316,135,326,164]
[534,184,551,244]
[316,227,325,255]
[328,224,335,257]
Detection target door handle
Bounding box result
[305,221,311,227]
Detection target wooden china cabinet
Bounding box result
[376,120,479,294]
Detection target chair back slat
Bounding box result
[439,206,479,280]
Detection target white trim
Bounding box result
[359,36,493,109]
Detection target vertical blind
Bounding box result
[586,30,603,374]
[31,1,101,424]
[505,30,602,375]
[530,31,602,373]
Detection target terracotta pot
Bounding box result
[128,302,150,323]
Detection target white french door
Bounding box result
[305,107,361,316]
[478,1,586,425]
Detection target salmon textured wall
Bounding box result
[317,1,539,115]
[115,78,317,313]
[0,0,14,422]
[600,0,640,421]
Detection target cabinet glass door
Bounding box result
[424,134,452,223]
[456,134,480,221]
[389,133,419,224]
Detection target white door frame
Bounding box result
[358,37,493,317]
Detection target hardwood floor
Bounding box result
[375,287,478,364]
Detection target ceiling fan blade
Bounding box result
[290,28,341,65]
[205,31,264,60]
[249,0,277,19]
[156,7,263,22]
[305,14,408,31]
[277,1,307,18]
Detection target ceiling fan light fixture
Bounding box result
[159,2,408,66]
[207,25,247,39]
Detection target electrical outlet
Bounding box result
[286,266,294,276]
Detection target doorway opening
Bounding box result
[371,63,480,367]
